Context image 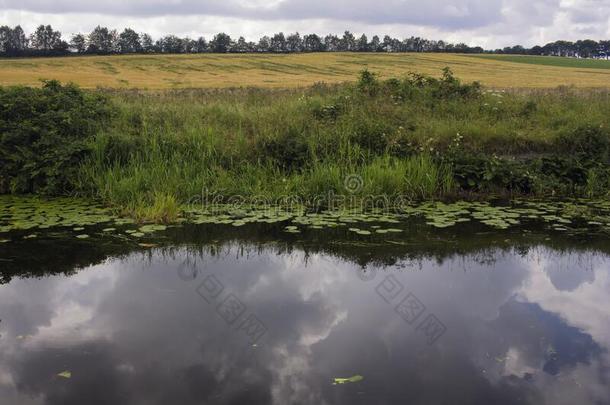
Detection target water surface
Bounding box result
[1,224,609,405]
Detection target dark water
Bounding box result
[1,224,610,405]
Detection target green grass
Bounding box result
[70,71,610,219]
[3,70,610,221]
[468,54,610,70]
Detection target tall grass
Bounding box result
[73,72,610,219]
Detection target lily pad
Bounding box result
[333,375,364,385]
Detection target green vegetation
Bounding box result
[0,80,113,194]
[1,70,610,221]
[3,195,610,243]
[469,54,610,70]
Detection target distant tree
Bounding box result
[195,37,208,53]
[30,25,62,52]
[184,38,198,53]
[210,33,232,53]
[11,26,29,52]
[0,26,29,55]
[575,39,598,58]
[600,40,610,59]
[270,32,287,53]
[158,35,184,53]
[382,35,394,52]
[453,43,470,53]
[370,35,381,52]
[0,26,11,54]
[340,31,356,51]
[286,32,303,52]
[140,33,155,53]
[233,36,250,53]
[70,34,87,53]
[87,26,117,54]
[303,34,324,52]
[356,34,369,52]
[0,24,607,58]
[324,34,340,51]
[257,36,271,52]
[118,28,141,53]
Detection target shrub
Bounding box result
[357,70,380,96]
[258,126,310,170]
[450,154,534,194]
[0,80,113,194]
[350,118,395,154]
[556,124,610,162]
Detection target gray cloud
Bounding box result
[1,0,505,28]
[0,0,608,48]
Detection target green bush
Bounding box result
[258,126,310,170]
[382,67,482,102]
[0,80,113,194]
[556,124,610,162]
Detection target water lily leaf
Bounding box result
[333,375,363,385]
[138,243,157,248]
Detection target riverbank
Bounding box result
[2,70,610,221]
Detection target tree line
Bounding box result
[1,24,609,58]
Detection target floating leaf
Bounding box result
[333,375,364,385]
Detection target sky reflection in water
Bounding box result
[0,243,609,405]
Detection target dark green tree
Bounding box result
[118,28,141,53]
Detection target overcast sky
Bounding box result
[1,0,609,48]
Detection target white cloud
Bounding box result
[0,0,608,48]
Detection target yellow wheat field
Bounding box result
[1,52,610,89]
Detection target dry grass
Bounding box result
[2,52,610,89]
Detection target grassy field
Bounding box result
[2,52,610,89]
[468,54,610,70]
